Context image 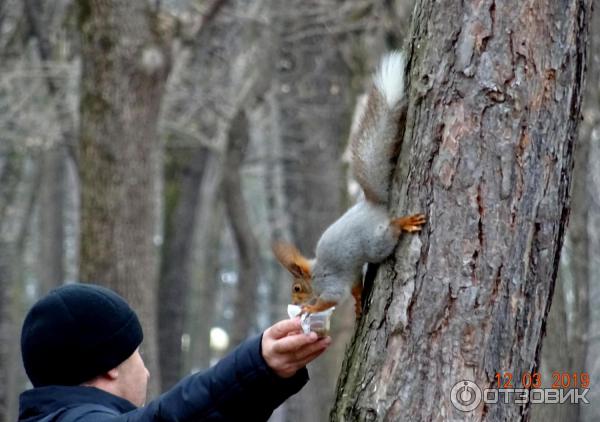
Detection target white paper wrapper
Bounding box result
[287,304,302,319]
[287,304,335,337]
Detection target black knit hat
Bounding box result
[20,283,143,387]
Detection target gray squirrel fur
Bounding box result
[273,51,425,315]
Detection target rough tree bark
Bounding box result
[531,28,595,417]
[77,0,171,397]
[332,0,591,420]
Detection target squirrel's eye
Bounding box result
[293,285,301,293]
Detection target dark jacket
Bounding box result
[18,335,308,421]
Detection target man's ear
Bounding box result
[105,367,119,380]
[272,242,312,279]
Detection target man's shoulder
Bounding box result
[19,385,130,422]
[48,404,119,422]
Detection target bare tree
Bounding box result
[158,145,209,389]
[1,1,68,418]
[332,0,592,420]
[156,6,225,389]
[580,4,600,421]
[77,0,172,397]
[187,160,224,373]
[530,263,572,421]
[0,150,41,422]
[224,111,263,348]
[0,150,23,422]
[269,2,354,420]
[157,0,266,385]
[23,0,76,293]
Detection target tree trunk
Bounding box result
[160,0,260,374]
[531,36,594,417]
[224,111,262,349]
[158,145,208,389]
[187,159,224,372]
[582,134,600,417]
[77,0,171,397]
[0,150,23,422]
[579,4,600,420]
[332,0,591,420]
[0,153,40,422]
[37,146,66,293]
[0,241,11,422]
[567,62,591,407]
[530,268,572,421]
[24,0,73,293]
[256,90,292,318]
[271,2,353,420]
[23,0,78,164]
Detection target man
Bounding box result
[18,283,331,421]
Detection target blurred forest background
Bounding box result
[0,0,598,421]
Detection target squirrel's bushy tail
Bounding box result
[351,51,407,204]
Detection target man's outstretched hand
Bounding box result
[261,318,331,378]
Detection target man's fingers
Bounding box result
[267,318,303,340]
[286,329,303,337]
[272,332,318,354]
[274,338,331,377]
[293,336,331,361]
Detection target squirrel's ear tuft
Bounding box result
[272,242,312,279]
[289,262,312,279]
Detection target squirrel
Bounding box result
[273,51,426,318]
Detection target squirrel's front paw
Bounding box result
[301,301,337,315]
[392,213,426,233]
[299,306,311,318]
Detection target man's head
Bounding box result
[20,283,149,405]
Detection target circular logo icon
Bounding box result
[450,380,482,412]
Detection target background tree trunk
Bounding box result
[187,161,223,372]
[77,0,171,397]
[530,266,572,421]
[332,0,591,420]
[271,2,354,420]
[157,0,232,383]
[23,0,74,293]
[224,111,262,349]
[565,61,591,421]
[0,150,23,422]
[37,147,66,293]
[0,152,40,422]
[158,145,208,389]
[579,3,600,420]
